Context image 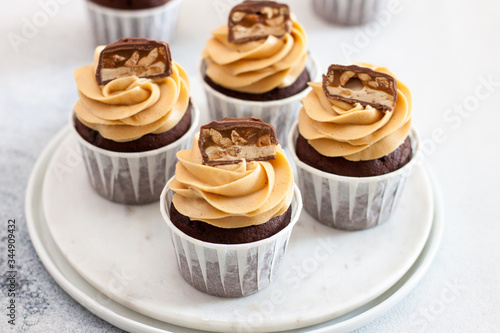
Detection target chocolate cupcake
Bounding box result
[71,38,200,205]
[288,63,420,230]
[88,0,171,9]
[312,0,388,26]
[85,0,183,45]
[200,1,319,146]
[160,117,302,297]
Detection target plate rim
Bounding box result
[26,125,444,333]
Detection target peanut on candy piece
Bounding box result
[95,38,173,85]
[198,117,279,166]
[322,64,398,112]
[228,1,293,43]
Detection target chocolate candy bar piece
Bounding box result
[95,38,173,85]
[322,64,397,111]
[199,117,279,166]
[228,1,292,43]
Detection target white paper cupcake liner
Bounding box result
[86,0,183,45]
[288,122,420,230]
[160,181,303,297]
[312,0,387,26]
[70,104,200,205]
[200,55,320,148]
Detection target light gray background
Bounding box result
[1,0,499,332]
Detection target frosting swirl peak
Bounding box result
[169,139,294,228]
[202,20,308,94]
[299,64,412,161]
[74,46,190,142]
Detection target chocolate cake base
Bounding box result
[88,0,171,10]
[296,134,412,177]
[204,68,310,101]
[74,102,192,153]
[170,203,292,244]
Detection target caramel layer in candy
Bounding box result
[228,1,292,43]
[199,117,279,166]
[322,64,397,111]
[95,38,173,85]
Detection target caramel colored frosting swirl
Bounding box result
[74,46,190,142]
[202,20,308,94]
[299,64,412,161]
[169,139,294,229]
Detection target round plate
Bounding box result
[26,126,443,333]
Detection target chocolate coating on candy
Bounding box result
[199,117,278,166]
[96,38,173,85]
[322,64,397,111]
[228,1,292,43]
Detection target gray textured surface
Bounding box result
[1,0,500,332]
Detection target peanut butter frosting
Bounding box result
[169,138,294,229]
[202,20,308,94]
[74,46,190,142]
[299,64,412,161]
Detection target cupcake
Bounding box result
[200,0,319,146]
[288,63,419,230]
[85,0,183,45]
[71,38,199,205]
[312,0,388,26]
[160,117,302,297]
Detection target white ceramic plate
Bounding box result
[26,126,443,333]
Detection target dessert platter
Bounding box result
[25,1,444,331]
[26,116,442,332]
